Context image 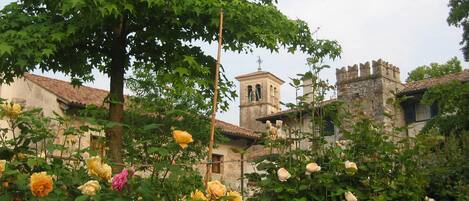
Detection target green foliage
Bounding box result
[0,0,340,87]
[406,57,463,82]
[248,117,431,201]
[448,0,469,61]
[0,0,341,165]
[418,131,469,201]
[246,59,468,200]
[420,81,469,135]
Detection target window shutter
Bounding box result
[404,102,416,124]
[430,102,439,117]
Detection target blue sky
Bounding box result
[1,0,467,125]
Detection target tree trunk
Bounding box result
[107,15,127,172]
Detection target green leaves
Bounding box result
[0,43,13,56]
[447,0,469,61]
[406,57,463,82]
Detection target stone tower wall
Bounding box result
[336,59,404,128]
[238,74,282,131]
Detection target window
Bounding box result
[90,135,105,157]
[403,102,416,124]
[212,154,223,174]
[255,84,262,101]
[404,101,438,124]
[322,117,335,136]
[416,103,431,121]
[247,85,253,102]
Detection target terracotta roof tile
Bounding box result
[401,71,469,94]
[24,74,257,139]
[216,120,258,139]
[257,99,337,121]
[235,70,284,83]
[25,74,109,107]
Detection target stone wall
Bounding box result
[238,73,282,132]
[336,59,405,130]
[196,139,251,191]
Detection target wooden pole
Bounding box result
[205,8,224,186]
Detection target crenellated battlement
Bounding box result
[336,59,401,84]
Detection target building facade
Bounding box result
[240,59,468,138]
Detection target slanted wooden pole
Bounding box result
[205,8,224,186]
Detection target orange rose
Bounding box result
[30,172,53,197]
[172,130,193,149]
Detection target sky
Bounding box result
[1,0,467,125]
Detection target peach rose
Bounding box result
[345,191,358,201]
[207,180,226,199]
[277,168,291,182]
[344,160,358,175]
[30,172,53,197]
[78,180,101,196]
[305,162,321,175]
[172,130,193,149]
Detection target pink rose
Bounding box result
[111,169,128,191]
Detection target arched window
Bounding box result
[247,85,253,102]
[255,84,262,101]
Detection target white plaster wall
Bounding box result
[0,77,64,117]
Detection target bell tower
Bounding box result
[235,70,284,132]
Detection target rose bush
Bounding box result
[0,100,229,200]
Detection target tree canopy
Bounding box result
[406,57,463,82]
[448,0,469,61]
[0,0,341,167]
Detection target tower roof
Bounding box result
[235,70,284,84]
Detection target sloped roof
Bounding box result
[235,70,284,83]
[24,74,109,107]
[24,74,257,139]
[257,99,337,121]
[216,120,257,139]
[400,71,469,95]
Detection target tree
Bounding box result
[448,0,469,61]
[0,1,341,169]
[421,81,469,135]
[406,57,463,82]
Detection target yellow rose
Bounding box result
[227,191,243,201]
[190,189,208,200]
[1,103,22,118]
[172,130,193,149]
[77,180,101,196]
[0,160,6,173]
[277,168,291,182]
[344,191,358,201]
[30,172,53,197]
[305,162,321,175]
[86,156,112,180]
[99,164,112,181]
[207,180,226,199]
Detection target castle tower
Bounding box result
[336,59,405,128]
[236,70,284,132]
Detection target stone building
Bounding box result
[0,74,257,190]
[244,59,468,138]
